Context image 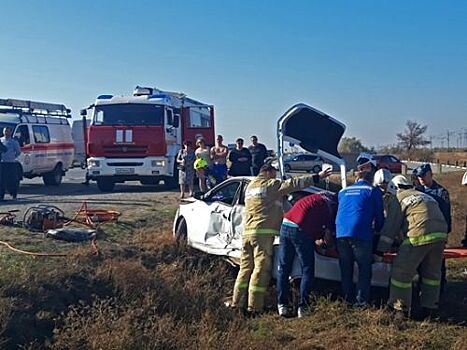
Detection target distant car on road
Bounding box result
[374,154,402,174]
[283,153,323,173]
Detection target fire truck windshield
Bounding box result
[93,104,164,126]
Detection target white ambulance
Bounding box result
[0,99,74,186]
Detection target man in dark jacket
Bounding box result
[248,135,268,176]
[228,138,252,176]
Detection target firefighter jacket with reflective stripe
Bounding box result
[243,174,317,236]
[376,192,404,252]
[395,188,448,246]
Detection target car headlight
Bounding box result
[88,159,100,167]
[151,160,165,167]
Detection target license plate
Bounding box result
[115,168,135,175]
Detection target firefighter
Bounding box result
[373,169,403,254]
[230,162,332,315]
[413,163,451,291]
[386,175,448,318]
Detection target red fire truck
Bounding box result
[81,86,215,192]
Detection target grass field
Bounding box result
[0,172,465,349]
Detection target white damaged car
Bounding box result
[173,103,396,287]
[173,104,466,287]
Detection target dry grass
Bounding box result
[0,176,465,349]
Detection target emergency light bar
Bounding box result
[0,98,71,117]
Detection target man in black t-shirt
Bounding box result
[228,138,252,176]
[248,135,268,176]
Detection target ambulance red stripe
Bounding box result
[21,143,75,151]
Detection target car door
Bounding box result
[197,180,243,253]
[14,124,33,174]
[277,104,347,187]
[31,125,52,172]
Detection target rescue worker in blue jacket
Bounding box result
[335,153,385,307]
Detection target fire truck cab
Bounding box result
[83,86,215,192]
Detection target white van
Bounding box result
[0,98,74,186]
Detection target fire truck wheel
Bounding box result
[43,163,63,186]
[97,178,115,192]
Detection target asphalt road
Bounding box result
[0,167,179,216]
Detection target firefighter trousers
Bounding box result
[232,235,274,312]
[388,240,445,312]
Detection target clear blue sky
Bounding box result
[1,0,466,149]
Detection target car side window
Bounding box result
[390,156,399,163]
[14,125,30,146]
[32,125,50,143]
[209,181,241,206]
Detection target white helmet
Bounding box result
[389,175,412,190]
[374,169,397,194]
[356,152,377,167]
[374,168,393,186]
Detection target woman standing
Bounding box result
[177,141,195,199]
[195,138,211,192]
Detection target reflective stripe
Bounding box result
[249,285,267,293]
[422,278,440,287]
[243,228,279,236]
[402,232,447,246]
[245,186,267,199]
[236,282,249,289]
[391,278,412,289]
[282,218,299,228]
[379,235,393,244]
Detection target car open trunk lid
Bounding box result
[277,103,347,187]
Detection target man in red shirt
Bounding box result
[277,191,337,318]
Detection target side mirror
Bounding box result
[193,191,204,200]
[173,114,180,128]
[80,109,87,117]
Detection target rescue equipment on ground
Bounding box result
[23,205,65,232]
[68,201,121,227]
[0,210,19,226]
[46,228,97,242]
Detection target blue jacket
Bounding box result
[336,179,384,241]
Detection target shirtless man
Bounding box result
[210,135,229,184]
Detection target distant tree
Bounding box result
[338,137,370,154]
[396,120,430,151]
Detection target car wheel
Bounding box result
[97,178,115,192]
[312,165,322,173]
[175,217,188,246]
[284,164,291,172]
[43,163,63,186]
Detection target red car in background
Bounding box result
[374,154,402,174]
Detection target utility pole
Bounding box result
[446,130,455,151]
